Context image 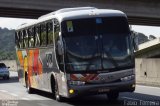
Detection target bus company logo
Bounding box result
[46,53,53,68]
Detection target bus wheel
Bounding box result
[26,74,33,94]
[107,92,119,101]
[51,77,55,97]
[54,82,63,102]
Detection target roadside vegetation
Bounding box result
[0,27,16,60]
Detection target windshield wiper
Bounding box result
[103,51,119,68]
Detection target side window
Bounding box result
[40,23,47,46]
[35,25,40,47]
[47,21,53,45]
[28,27,35,47]
[20,30,25,48]
[23,29,28,48]
[54,19,60,44]
[18,31,23,48]
[21,30,24,48]
[15,32,19,48]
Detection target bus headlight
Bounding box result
[69,89,74,94]
[121,75,135,81]
[69,81,85,86]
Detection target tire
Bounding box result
[55,82,64,102]
[25,74,33,94]
[51,76,64,102]
[107,92,119,101]
[55,82,60,101]
[51,77,56,97]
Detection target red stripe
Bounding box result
[85,74,96,81]
[85,74,92,81]
[90,74,98,80]
[70,74,78,80]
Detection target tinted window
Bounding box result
[18,31,23,48]
[28,27,35,47]
[23,30,29,48]
[62,18,95,35]
[62,17,129,36]
[35,25,41,46]
[41,23,47,46]
[47,22,53,45]
[62,17,133,72]
[97,17,129,34]
[54,19,60,43]
[15,32,19,48]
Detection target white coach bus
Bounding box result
[15,7,135,101]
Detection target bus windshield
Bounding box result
[62,17,134,72]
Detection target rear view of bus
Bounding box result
[59,8,135,100]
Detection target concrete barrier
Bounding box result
[136,58,160,87]
[0,60,17,72]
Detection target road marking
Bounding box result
[21,97,30,100]
[10,93,18,97]
[137,85,160,90]
[121,96,141,101]
[37,103,50,106]
[0,90,8,93]
[0,90,19,97]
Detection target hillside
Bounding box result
[0,28,15,60]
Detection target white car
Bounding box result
[0,63,10,80]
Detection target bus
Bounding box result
[15,7,136,101]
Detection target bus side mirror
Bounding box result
[131,31,139,51]
[57,32,64,55]
[134,37,139,51]
[57,40,64,55]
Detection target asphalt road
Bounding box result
[0,71,160,106]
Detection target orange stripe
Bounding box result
[17,51,23,67]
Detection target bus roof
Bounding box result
[16,7,126,30]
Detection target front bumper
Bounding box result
[67,79,135,98]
